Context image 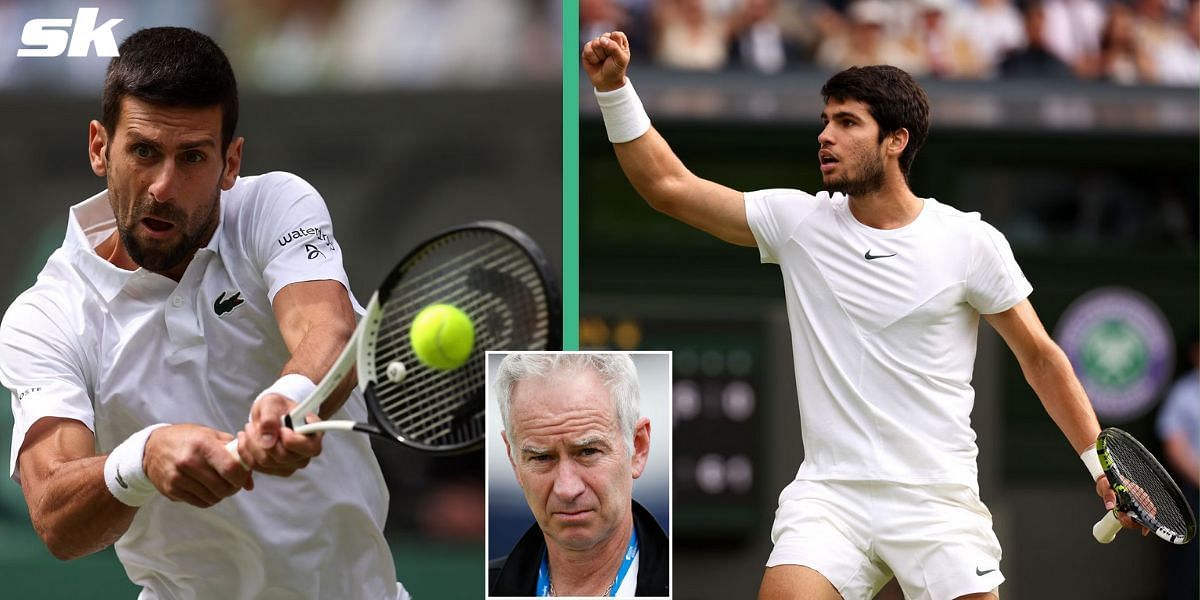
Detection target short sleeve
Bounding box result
[965,221,1032,314]
[744,189,821,265]
[248,173,358,304]
[0,299,92,481]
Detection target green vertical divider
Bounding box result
[562,0,580,350]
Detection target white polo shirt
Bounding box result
[2,172,404,600]
[746,189,1031,491]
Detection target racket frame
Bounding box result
[355,220,561,453]
[229,220,560,459]
[1092,427,1196,545]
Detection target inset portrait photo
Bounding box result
[485,351,671,598]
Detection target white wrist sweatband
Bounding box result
[1080,444,1105,481]
[595,78,652,144]
[104,423,169,507]
[255,373,317,405]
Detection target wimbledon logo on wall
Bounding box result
[1054,287,1174,422]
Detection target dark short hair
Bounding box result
[101,27,238,153]
[821,65,930,179]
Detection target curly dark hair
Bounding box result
[101,27,238,153]
[821,65,930,179]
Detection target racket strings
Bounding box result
[1110,438,1193,534]
[379,271,542,442]
[371,249,549,391]
[365,230,552,448]
[389,358,489,444]
[387,238,531,314]
[387,295,540,444]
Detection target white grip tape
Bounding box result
[227,374,319,468]
[255,373,317,407]
[1080,444,1104,481]
[595,78,652,144]
[104,423,169,507]
[1093,510,1122,543]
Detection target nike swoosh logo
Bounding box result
[864,250,897,261]
[115,466,129,489]
[976,567,997,576]
[214,291,245,317]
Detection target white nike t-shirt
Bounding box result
[745,189,1031,490]
[2,172,403,600]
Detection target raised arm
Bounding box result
[583,31,755,247]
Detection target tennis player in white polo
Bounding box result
[1,28,407,599]
[583,31,1144,600]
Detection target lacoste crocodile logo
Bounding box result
[214,291,245,317]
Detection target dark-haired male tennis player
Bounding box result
[0,28,407,599]
[583,31,1141,600]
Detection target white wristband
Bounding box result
[1081,444,1105,481]
[256,373,317,405]
[104,423,169,507]
[595,78,652,144]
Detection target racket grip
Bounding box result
[1093,510,1122,543]
[224,438,249,469]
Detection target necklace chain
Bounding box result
[548,577,614,597]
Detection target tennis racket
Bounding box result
[225,220,560,457]
[1092,427,1196,544]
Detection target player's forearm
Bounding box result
[24,455,136,560]
[612,130,753,246]
[1021,342,1102,454]
[613,127,698,213]
[281,320,355,418]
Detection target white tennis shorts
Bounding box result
[767,479,1004,600]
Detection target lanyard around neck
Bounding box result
[536,527,639,597]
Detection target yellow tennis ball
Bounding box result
[410,304,475,370]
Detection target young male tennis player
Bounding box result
[583,30,1140,600]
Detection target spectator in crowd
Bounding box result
[651,0,734,71]
[1040,0,1107,77]
[1132,0,1200,84]
[901,0,985,78]
[1155,0,1200,85]
[583,0,634,48]
[1001,0,1076,78]
[955,0,1028,77]
[729,0,790,73]
[1156,330,1199,600]
[1098,2,1157,84]
[815,0,925,74]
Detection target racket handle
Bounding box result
[1093,510,1122,543]
[224,412,318,469]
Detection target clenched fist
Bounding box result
[582,31,632,92]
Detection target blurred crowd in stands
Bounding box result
[0,0,560,91]
[583,0,1200,85]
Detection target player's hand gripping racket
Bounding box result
[226,221,560,458]
[1092,427,1196,544]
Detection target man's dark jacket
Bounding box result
[488,500,669,597]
